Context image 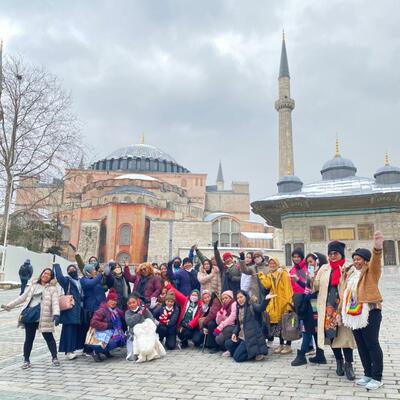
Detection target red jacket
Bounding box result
[123,266,162,302]
[289,259,308,294]
[90,302,124,331]
[165,283,203,329]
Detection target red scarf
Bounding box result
[329,259,345,286]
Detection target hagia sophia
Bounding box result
[14,34,400,266]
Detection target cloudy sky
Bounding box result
[1,0,400,217]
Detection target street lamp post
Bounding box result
[0,177,13,281]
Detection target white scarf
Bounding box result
[342,269,369,330]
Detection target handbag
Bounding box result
[281,304,301,341]
[59,280,75,311]
[20,303,41,324]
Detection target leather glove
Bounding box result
[213,240,218,250]
[53,315,60,326]
[239,252,245,260]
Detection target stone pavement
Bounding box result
[0,268,399,400]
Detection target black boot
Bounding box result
[344,362,355,381]
[291,350,307,366]
[336,359,344,376]
[91,351,103,362]
[309,348,327,364]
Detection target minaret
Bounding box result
[275,30,295,177]
[216,161,224,191]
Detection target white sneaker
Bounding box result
[66,352,77,360]
[356,376,372,386]
[222,350,231,357]
[365,379,383,391]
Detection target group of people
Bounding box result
[3,232,385,391]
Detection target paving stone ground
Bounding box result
[0,267,399,400]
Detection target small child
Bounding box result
[125,293,155,361]
[153,290,180,350]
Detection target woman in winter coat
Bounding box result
[224,290,269,362]
[89,289,125,362]
[123,262,162,306]
[197,257,221,295]
[104,261,130,310]
[341,232,384,391]
[314,241,357,381]
[125,293,156,361]
[290,252,328,366]
[192,290,222,350]
[206,290,237,354]
[153,290,180,350]
[165,283,203,348]
[53,263,85,360]
[4,268,60,369]
[258,257,294,354]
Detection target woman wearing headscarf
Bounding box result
[53,263,85,360]
[197,258,221,295]
[341,232,384,390]
[258,257,294,354]
[224,290,269,362]
[291,252,327,366]
[165,283,203,348]
[4,268,60,369]
[89,289,126,362]
[314,241,357,381]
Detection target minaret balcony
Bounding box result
[275,98,295,111]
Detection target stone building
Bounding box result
[252,34,400,266]
[16,139,273,264]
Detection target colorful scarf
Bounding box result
[329,259,345,286]
[342,270,369,330]
[159,307,173,325]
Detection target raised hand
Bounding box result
[374,231,384,250]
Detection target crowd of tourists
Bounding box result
[2,232,385,391]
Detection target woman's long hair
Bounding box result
[37,268,54,285]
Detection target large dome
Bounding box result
[91,143,189,173]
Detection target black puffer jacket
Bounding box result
[233,297,268,359]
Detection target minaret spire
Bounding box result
[140,133,144,144]
[385,151,390,166]
[216,161,224,191]
[275,31,295,177]
[335,134,341,157]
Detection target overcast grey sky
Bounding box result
[2,0,400,213]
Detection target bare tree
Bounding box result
[0,54,82,231]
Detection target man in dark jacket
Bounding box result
[167,257,200,296]
[18,259,33,295]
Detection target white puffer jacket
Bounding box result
[7,279,60,333]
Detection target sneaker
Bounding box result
[280,345,293,355]
[273,345,284,354]
[222,350,231,357]
[365,379,383,391]
[21,361,31,369]
[66,352,77,360]
[52,358,60,367]
[255,355,265,361]
[356,376,372,386]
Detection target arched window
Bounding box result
[116,252,131,264]
[119,224,132,246]
[212,217,241,247]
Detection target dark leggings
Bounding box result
[279,334,291,346]
[353,309,383,381]
[24,322,57,362]
[331,347,353,363]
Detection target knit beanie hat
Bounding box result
[201,289,211,298]
[190,289,200,298]
[222,252,233,261]
[221,290,234,299]
[291,248,305,260]
[83,263,95,276]
[352,248,371,262]
[165,290,176,302]
[107,288,118,301]
[182,257,193,265]
[328,241,346,258]
[253,250,263,258]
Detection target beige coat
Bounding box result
[313,263,356,349]
[197,265,221,295]
[7,279,60,333]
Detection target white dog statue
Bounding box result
[133,319,166,363]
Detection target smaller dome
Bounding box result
[277,175,303,193]
[374,164,400,185]
[321,155,357,180]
